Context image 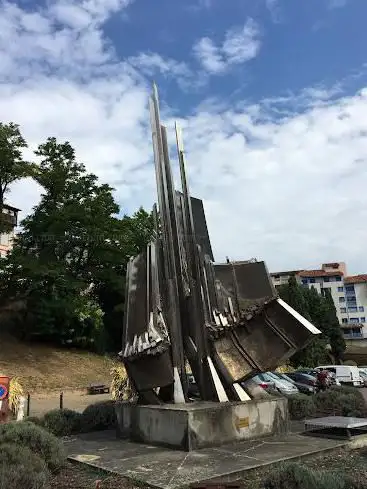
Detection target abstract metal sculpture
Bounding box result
[120,85,320,404]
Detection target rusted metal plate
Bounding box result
[214,337,252,381]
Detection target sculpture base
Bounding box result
[116,397,289,451]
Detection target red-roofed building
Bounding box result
[270,262,367,341]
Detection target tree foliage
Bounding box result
[0,132,153,352]
[278,277,346,366]
[0,122,34,233]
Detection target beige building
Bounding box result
[0,204,20,258]
[270,262,367,341]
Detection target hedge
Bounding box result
[288,394,316,420]
[0,443,50,489]
[263,462,367,489]
[42,409,83,437]
[80,400,117,432]
[288,386,367,420]
[0,422,66,472]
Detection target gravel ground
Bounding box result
[51,462,137,489]
[28,391,111,417]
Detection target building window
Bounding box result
[345,285,355,292]
[324,277,330,282]
[361,317,366,323]
[338,287,344,292]
[342,318,348,324]
[302,279,307,285]
[0,233,10,246]
[359,306,364,312]
[350,318,359,323]
[347,296,356,303]
[336,276,342,282]
[340,307,347,313]
[339,297,345,303]
[309,278,315,283]
[348,307,358,313]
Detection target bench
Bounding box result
[87,383,110,395]
[304,416,367,440]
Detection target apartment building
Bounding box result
[271,262,367,341]
[0,204,20,258]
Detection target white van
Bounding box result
[316,365,362,387]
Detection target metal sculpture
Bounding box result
[120,85,320,404]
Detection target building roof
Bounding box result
[297,269,343,278]
[270,270,302,277]
[344,275,367,284]
[1,203,21,212]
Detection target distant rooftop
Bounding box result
[270,270,301,277]
[344,275,367,285]
[298,269,344,278]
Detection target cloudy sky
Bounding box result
[1,0,367,274]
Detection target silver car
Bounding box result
[262,372,299,395]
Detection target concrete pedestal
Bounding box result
[116,397,289,451]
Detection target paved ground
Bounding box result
[28,391,111,416]
[65,430,346,489]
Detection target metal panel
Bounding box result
[190,196,214,262]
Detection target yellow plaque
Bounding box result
[74,454,101,462]
[235,416,249,429]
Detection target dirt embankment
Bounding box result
[0,333,117,393]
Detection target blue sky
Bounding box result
[1,0,367,274]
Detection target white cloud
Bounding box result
[127,52,206,91]
[193,19,261,74]
[1,0,367,276]
[328,0,348,9]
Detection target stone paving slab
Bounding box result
[65,430,346,489]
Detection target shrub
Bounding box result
[0,443,49,489]
[27,416,44,426]
[0,421,66,472]
[81,400,116,432]
[263,463,364,489]
[264,463,320,489]
[288,393,316,420]
[42,409,82,436]
[315,386,367,417]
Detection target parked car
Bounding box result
[259,372,299,396]
[299,368,341,386]
[316,365,362,387]
[247,374,276,392]
[279,372,316,395]
[359,370,367,387]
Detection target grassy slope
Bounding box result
[0,334,117,392]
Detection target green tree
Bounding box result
[278,278,340,367]
[0,122,34,232]
[1,137,153,350]
[321,288,346,361]
[278,275,310,320]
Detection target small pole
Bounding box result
[26,393,30,417]
[59,392,63,410]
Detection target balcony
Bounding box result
[0,212,17,228]
[345,289,356,296]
